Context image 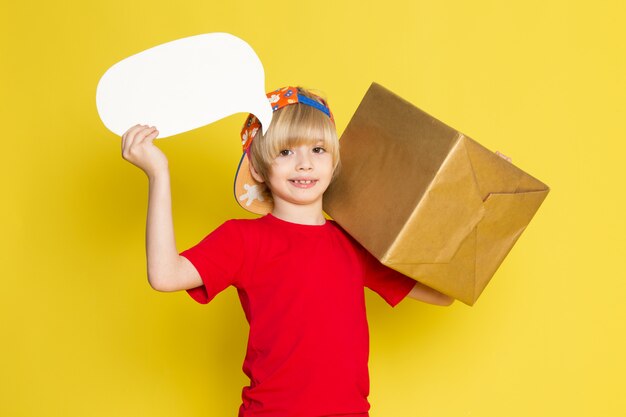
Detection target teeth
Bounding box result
[293,180,313,184]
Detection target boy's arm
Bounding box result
[406,281,455,306]
[122,125,202,292]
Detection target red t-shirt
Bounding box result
[181,214,416,417]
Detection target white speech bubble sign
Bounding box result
[96,33,273,138]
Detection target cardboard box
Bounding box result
[324,83,549,305]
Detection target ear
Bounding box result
[249,161,265,183]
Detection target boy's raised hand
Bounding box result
[121,124,167,177]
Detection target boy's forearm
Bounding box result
[145,169,180,289]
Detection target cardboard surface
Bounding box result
[324,83,549,305]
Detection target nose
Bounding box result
[295,149,313,171]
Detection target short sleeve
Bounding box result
[358,245,416,307]
[180,220,244,304]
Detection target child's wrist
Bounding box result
[147,166,170,182]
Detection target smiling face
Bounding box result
[247,88,340,221]
[262,141,335,212]
[249,89,339,185]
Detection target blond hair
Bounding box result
[249,87,340,188]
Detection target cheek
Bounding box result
[268,160,290,179]
[319,155,335,172]
[270,159,287,171]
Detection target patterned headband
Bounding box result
[240,86,334,152]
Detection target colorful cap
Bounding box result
[234,87,334,214]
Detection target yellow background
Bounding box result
[2,0,624,416]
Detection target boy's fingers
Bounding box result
[121,125,160,162]
[134,126,158,144]
[122,124,142,142]
[123,124,144,140]
[122,129,132,152]
[123,124,140,136]
[122,125,147,156]
[495,151,512,163]
[127,125,154,148]
[143,128,159,144]
[123,128,139,153]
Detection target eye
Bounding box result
[312,147,326,154]
[278,149,293,157]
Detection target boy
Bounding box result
[121,86,453,417]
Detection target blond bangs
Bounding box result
[270,104,338,158]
